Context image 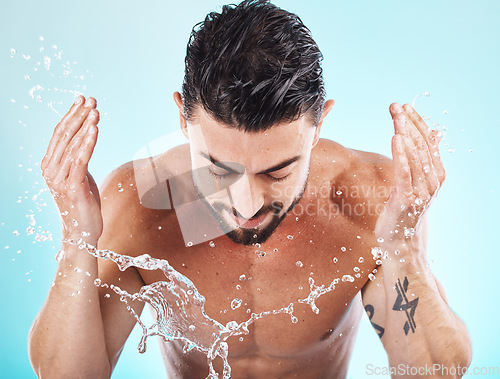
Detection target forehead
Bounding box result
[187,107,315,169]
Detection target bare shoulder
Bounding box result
[313,139,395,226]
[98,144,191,254]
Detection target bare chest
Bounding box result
[136,207,378,359]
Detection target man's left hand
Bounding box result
[375,103,445,250]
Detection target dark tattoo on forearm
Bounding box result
[365,304,385,338]
[393,276,419,335]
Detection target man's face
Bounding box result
[184,107,320,245]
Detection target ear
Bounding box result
[173,92,189,139]
[312,99,335,148]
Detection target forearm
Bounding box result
[380,240,472,374]
[28,241,111,378]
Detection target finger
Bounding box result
[400,113,440,194]
[402,135,429,200]
[52,109,99,184]
[389,102,404,119]
[42,95,86,170]
[68,122,99,186]
[402,103,435,148]
[392,134,412,198]
[402,104,446,185]
[43,97,97,179]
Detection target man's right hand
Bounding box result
[41,95,102,243]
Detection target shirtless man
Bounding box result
[28,1,472,377]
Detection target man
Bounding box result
[28,0,472,377]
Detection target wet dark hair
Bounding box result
[182,0,326,132]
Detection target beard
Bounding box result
[192,171,309,246]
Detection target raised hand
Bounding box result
[41,96,102,243]
[375,102,445,247]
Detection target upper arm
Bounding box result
[97,162,147,370]
[97,255,145,370]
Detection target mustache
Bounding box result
[212,200,284,220]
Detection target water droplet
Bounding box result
[9,48,16,57]
[353,267,360,272]
[340,246,346,252]
[239,274,246,281]
[377,237,384,243]
[358,257,364,263]
[231,298,242,310]
[104,293,110,298]
[368,273,376,281]
[118,188,124,192]
[336,190,342,195]
[72,219,78,226]
[255,250,266,257]
[296,261,303,267]
[81,231,90,237]
[188,325,196,331]
[94,278,102,286]
[295,217,299,221]
[355,273,361,278]
[273,248,278,252]
[447,148,455,153]
[376,259,382,265]
[43,55,51,70]
[13,230,20,236]
[443,110,448,115]
[424,91,430,97]
[414,198,423,206]
[342,275,354,283]
[287,235,293,240]
[236,285,241,290]
[403,227,415,237]
[333,257,338,263]
[356,235,361,239]
[468,148,473,153]
[209,241,215,247]
[186,241,193,247]
[158,226,162,230]
[400,258,405,263]
[239,337,244,341]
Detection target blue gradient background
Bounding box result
[1,0,499,377]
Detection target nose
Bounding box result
[230,173,265,220]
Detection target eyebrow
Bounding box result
[199,151,301,175]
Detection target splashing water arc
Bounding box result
[70,239,302,379]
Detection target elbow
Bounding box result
[28,320,112,379]
[437,325,473,376]
[456,327,473,371]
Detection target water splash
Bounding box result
[298,276,338,315]
[71,239,300,379]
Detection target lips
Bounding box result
[232,211,270,229]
